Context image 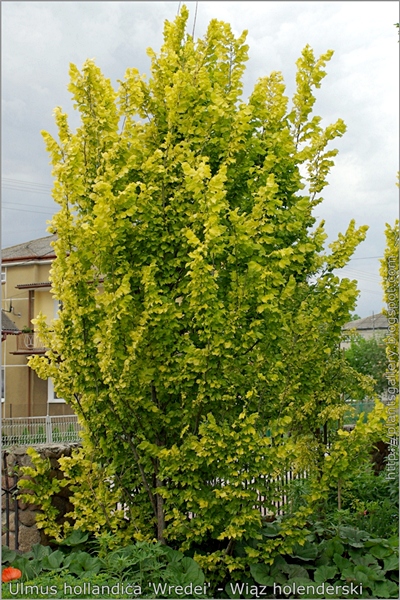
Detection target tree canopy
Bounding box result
[30,7,385,570]
[345,336,388,398]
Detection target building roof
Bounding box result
[342,313,388,331]
[1,310,20,335]
[1,235,57,262]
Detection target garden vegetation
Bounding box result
[3,6,397,599]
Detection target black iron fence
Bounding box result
[1,453,19,550]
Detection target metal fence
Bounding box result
[343,400,377,425]
[1,453,19,550]
[1,415,83,448]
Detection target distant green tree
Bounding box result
[345,336,388,397]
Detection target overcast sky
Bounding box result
[1,1,399,317]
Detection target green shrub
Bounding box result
[326,462,399,538]
[2,525,398,599]
[2,539,209,599]
[1,573,123,599]
[225,522,399,599]
[285,458,398,539]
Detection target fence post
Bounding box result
[46,416,53,444]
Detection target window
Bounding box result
[1,271,6,283]
[1,367,5,403]
[48,378,65,403]
[54,299,62,318]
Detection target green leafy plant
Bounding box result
[1,543,101,584]
[237,525,399,599]
[2,541,208,599]
[324,460,399,538]
[21,326,34,334]
[2,527,398,599]
[18,448,68,540]
[1,573,123,599]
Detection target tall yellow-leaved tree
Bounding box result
[28,6,385,572]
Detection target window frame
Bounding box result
[47,378,65,404]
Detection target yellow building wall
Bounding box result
[3,364,29,418]
[2,260,75,417]
[35,289,56,324]
[2,280,31,417]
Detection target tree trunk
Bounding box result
[156,477,166,543]
[151,384,166,542]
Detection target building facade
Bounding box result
[1,235,74,418]
[341,313,389,350]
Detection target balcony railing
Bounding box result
[14,332,46,354]
[1,415,83,448]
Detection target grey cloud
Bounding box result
[1,1,398,317]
